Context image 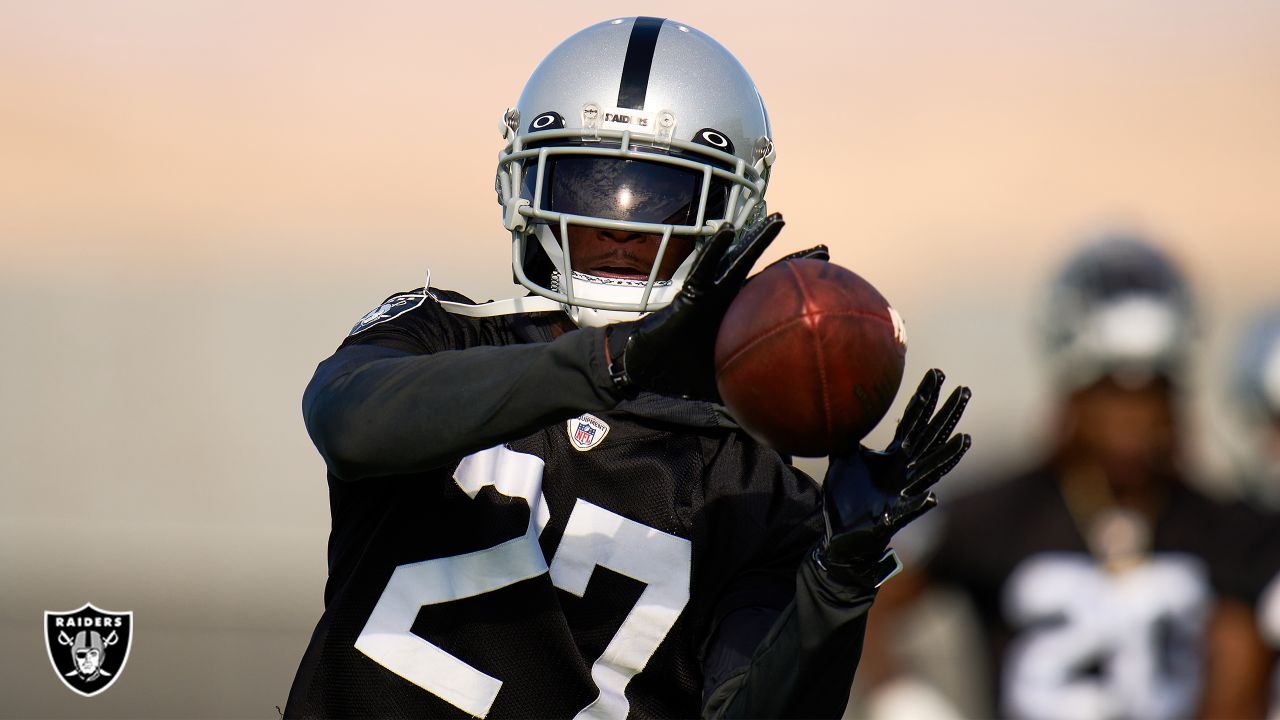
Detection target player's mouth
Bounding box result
[581,254,653,280]
[588,264,651,280]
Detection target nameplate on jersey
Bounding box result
[349,291,427,336]
[567,413,610,451]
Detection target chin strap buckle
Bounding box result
[503,198,529,232]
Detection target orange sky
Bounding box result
[2,1,1277,298]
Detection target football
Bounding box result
[714,258,908,457]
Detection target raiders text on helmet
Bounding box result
[495,17,776,327]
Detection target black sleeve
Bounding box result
[690,445,872,718]
[303,299,622,481]
[701,556,875,719]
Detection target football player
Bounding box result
[860,236,1261,719]
[1231,308,1280,509]
[284,18,971,718]
[1223,308,1280,718]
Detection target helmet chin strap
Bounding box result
[565,305,647,328]
[452,224,705,325]
[435,263,685,327]
[435,289,647,327]
[549,270,669,328]
[530,223,697,327]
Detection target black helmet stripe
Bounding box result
[617,17,665,110]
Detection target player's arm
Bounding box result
[701,550,879,718]
[1197,596,1271,719]
[702,370,972,718]
[307,216,785,481]
[304,326,621,480]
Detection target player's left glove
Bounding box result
[816,368,972,588]
[605,214,785,400]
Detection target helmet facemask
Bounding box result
[498,125,770,326]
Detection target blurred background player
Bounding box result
[858,234,1263,719]
[1220,307,1280,718]
[1231,309,1280,510]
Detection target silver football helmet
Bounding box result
[1041,234,1197,390]
[1234,308,1280,423]
[495,17,776,327]
[1230,307,1280,505]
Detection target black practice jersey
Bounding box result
[1214,498,1280,718]
[284,288,851,718]
[926,466,1239,720]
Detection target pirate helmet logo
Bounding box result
[44,603,133,697]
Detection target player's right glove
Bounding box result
[816,369,972,588]
[605,214,785,400]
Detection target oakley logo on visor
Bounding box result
[528,156,729,226]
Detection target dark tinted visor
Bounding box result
[524,156,729,226]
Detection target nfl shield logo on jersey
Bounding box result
[44,603,133,697]
[567,413,610,451]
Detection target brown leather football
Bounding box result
[714,259,907,457]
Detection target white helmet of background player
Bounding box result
[1230,307,1280,503]
[496,17,776,327]
[1233,308,1280,424]
[1041,234,1196,390]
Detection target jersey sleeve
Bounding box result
[691,439,875,717]
[924,472,1047,608]
[702,556,876,719]
[339,288,468,355]
[692,438,825,632]
[304,288,622,480]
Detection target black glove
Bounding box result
[606,214,786,400]
[816,369,972,588]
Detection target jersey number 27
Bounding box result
[355,445,693,718]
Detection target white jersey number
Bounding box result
[1002,554,1210,720]
[354,446,693,718]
